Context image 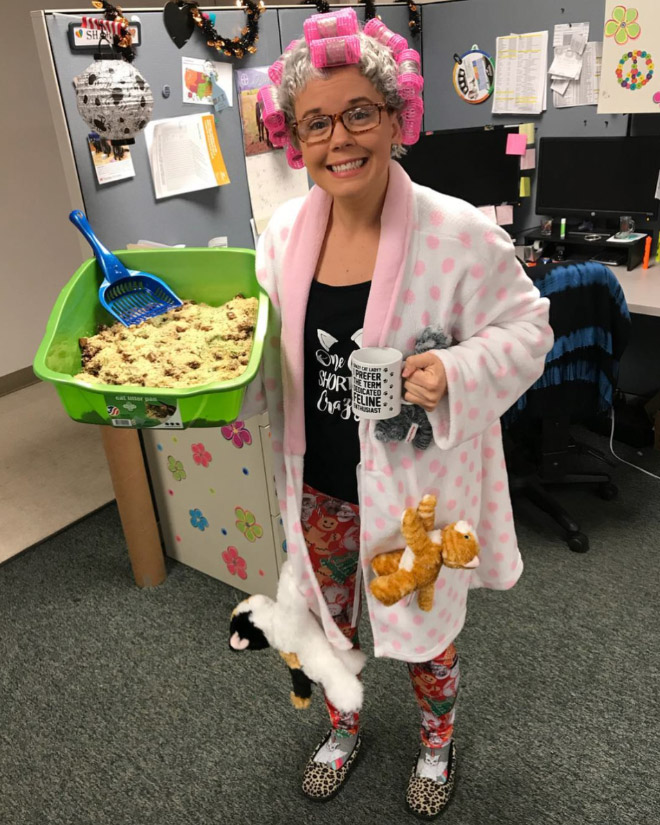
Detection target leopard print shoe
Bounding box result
[406,740,456,820]
[301,730,362,801]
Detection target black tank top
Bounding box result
[302,278,371,504]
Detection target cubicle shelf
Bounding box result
[523,227,647,271]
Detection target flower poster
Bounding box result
[598,1,660,113]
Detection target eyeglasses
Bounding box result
[292,103,386,144]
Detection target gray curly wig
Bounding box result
[277,32,407,159]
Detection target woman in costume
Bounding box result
[241,10,552,817]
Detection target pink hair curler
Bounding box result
[269,129,289,149]
[309,35,361,69]
[363,18,407,55]
[286,141,305,169]
[268,38,302,85]
[257,85,285,133]
[268,59,284,86]
[396,50,424,99]
[400,95,423,144]
[397,48,421,69]
[257,85,288,147]
[303,8,358,43]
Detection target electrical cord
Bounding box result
[609,406,660,481]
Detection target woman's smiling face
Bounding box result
[292,65,402,204]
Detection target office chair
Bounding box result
[503,261,631,552]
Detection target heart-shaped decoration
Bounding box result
[163,1,195,49]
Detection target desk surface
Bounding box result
[608,262,660,318]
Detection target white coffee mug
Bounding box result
[350,347,403,420]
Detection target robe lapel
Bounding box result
[363,161,414,347]
[280,185,331,456]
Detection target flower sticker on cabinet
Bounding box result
[167,456,187,481]
[221,420,253,449]
[605,6,641,45]
[190,508,209,531]
[235,506,263,542]
[222,546,247,579]
[192,442,212,467]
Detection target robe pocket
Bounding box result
[359,464,407,563]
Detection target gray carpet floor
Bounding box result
[2,436,660,825]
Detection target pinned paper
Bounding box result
[519,123,536,144]
[521,148,536,170]
[496,204,514,225]
[655,170,660,200]
[519,176,531,197]
[144,113,230,199]
[506,132,528,156]
[182,57,233,106]
[492,32,548,115]
[87,133,135,185]
[477,205,497,223]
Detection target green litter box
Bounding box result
[33,247,268,429]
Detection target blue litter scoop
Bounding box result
[69,210,183,327]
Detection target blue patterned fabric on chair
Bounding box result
[503,261,632,553]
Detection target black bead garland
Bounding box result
[187,0,263,60]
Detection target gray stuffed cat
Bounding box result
[374,325,451,451]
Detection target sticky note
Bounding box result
[519,123,535,145]
[519,176,531,198]
[521,148,536,170]
[496,204,514,225]
[477,205,497,223]
[506,132,528,156]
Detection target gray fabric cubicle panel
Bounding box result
[421,0,628,231]
[46,9,283,251]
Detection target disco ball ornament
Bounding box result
[73,59,154,143]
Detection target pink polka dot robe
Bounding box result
[241,161,553,662]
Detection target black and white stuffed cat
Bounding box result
[229,562,365,713]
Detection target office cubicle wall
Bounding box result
[421,0,628,230]
[46,8,283,251]
[45,2,631,242]
[45,4,418,252]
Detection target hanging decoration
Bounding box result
[452,45,495,104]
[395,0,421,38]
[89,1,135,61]
[303,0,330,14]
[73,48,154,144]
[163,1,196,48]
[163,1,264,60]
[73,3,153,149]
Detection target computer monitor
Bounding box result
[536,136,660,221]
[398,127,520,207]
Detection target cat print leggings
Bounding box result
[301,482,459,749]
